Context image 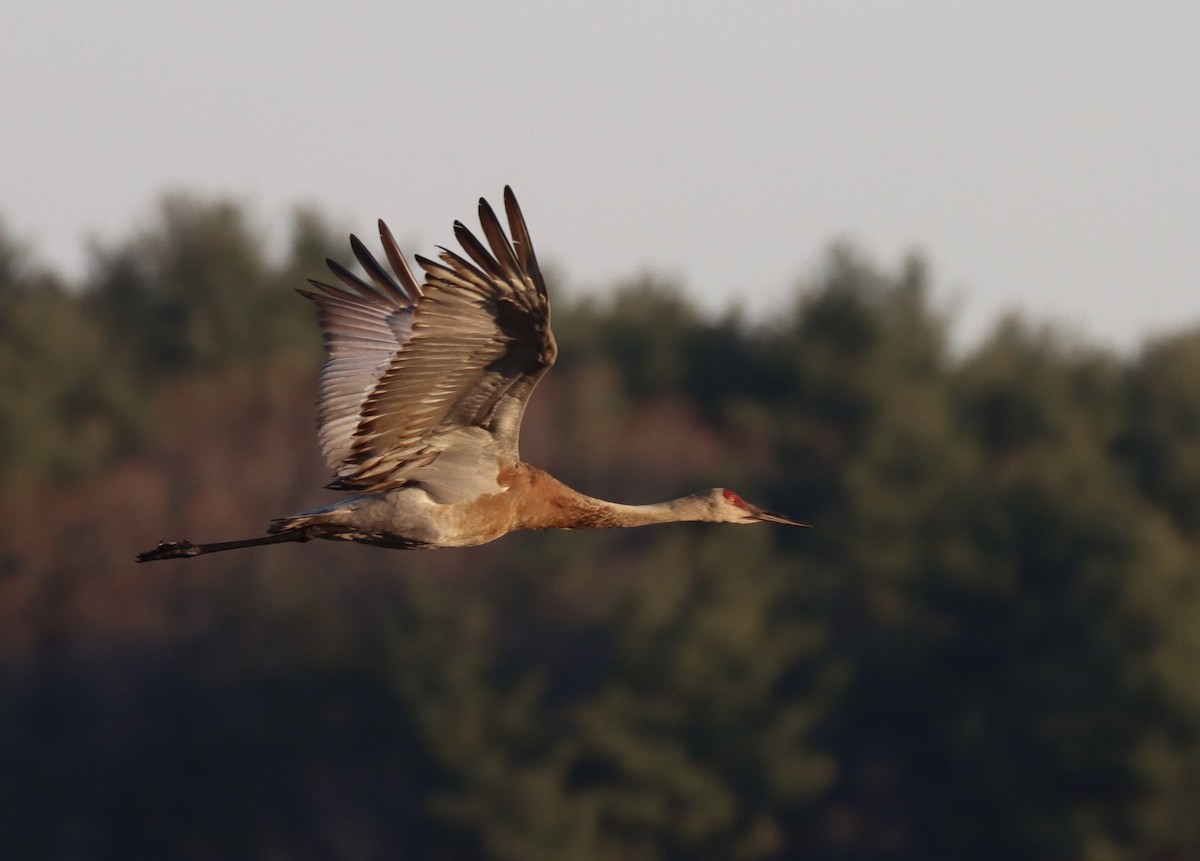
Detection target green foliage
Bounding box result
[1,197,1199,861]
[0,229,138,481]
[0,198,339,483]
[85,193,332,377]
[1120,331,1200,533]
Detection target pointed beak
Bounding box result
[746,502,809,528]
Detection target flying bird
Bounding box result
[137,188,805,562]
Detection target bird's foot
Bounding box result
[136,540,201,563]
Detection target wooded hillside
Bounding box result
[2,196,1199,860]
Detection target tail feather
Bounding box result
[268,515,314,534]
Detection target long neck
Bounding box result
[572,495,712,529]
[517,469,710,530]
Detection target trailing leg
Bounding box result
[136,528,317,563]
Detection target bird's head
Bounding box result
[702,488,808,527]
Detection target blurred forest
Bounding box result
[2,194,1200,861]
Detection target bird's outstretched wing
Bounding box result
[299,187,557,500]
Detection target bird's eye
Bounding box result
[722,489,747,508]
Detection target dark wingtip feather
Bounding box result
[350,233,411,305]
[299,279,331,294]
[378,220,423,299]
[326,257,373,295]
[501,187,545,296]
[413,253,439,274]
[476,194,522,278]
[452,219,502,278]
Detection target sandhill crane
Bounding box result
[137,188,805,562]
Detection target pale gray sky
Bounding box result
[3,2,1197,350]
